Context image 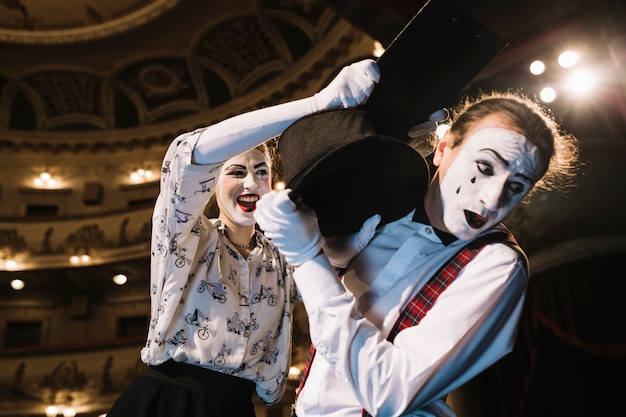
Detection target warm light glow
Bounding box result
[10,279,25,290]
[34,171,57,188]
[558,50,579,68]
[45,405,59,417]
[565,69,597,95]
[372,40,385,58]
[4,259,18,270]
[288,365,302,379]
[70,254,91,265]
[113,274,128,285]
[540,87,557,102]
[130,167,154,183]
[529,60,545,75]
[273,181,286,191]
[63,407,77,417]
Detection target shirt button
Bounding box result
[425,227,433,234]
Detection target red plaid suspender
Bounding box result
[295,342,317,399]
[384,231,518,343]
[295,230,523,416]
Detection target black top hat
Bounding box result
[279,108,429,237]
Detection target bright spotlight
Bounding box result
[113,274,128,285]
[558,50,579,68]
[10,279,25,290]
[529,60,545,75]
[565,69,596,95]
[539,87,557,103]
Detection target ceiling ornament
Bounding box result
[0,0,183,44]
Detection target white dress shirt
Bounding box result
[293,211,528,416]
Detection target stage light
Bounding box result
[565,69,597,95]
[539,87,557,103]
[10,279,25,290]
[558,50,579,68]
[113,274,128,285]
[529,60,545,75]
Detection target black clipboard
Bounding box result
[362,0,508,142]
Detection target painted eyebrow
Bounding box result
[224,164,246,170]
[224,162,268,171]
[480,148,534,183]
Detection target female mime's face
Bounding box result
[217,148,272,227]
[432,114,543,240]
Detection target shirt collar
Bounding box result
[411,153,457,246]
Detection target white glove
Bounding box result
[322,214,381,268]
[314,59,381,111]
[254,189,323,266]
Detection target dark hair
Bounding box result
[445,91,580,198]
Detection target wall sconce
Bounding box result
[1,244,25,271]
[34,171,57,188]
[2,258,18,270]
[63,407,77,417]
[45,405,59,417]
[69,254,91,265]
[69,250,91,266]
[44,406,76,416]
[130,168,153,183]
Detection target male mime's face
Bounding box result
[433,115,543,240]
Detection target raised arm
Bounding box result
[192,59,380,164]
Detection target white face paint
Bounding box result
[439,127,542,240]
[217,148,271,227]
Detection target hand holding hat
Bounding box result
[255,189,323,266]
[313,59,380,111]
[322,214,381,269]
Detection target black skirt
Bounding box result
[106,359,256,417]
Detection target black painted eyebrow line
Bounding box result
[480,148,533,183]
[224,163,246,170]
[480,148,509,166]
[225,161,268,170]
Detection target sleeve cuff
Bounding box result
[294,252,345,309]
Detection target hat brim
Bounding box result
[288,135,429,237]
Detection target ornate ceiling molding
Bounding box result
[0,28,366,155]
[0,0,183,45]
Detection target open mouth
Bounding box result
[464,210,486,229]
[237,194,259,212]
